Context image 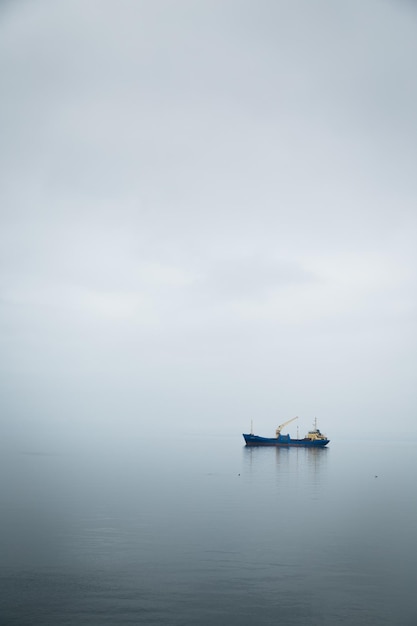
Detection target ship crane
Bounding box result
[275,416,299,438]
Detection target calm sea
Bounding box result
[1,434,416,625]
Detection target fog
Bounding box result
[1,0,416,451]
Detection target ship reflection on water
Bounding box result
[243,443,329,500]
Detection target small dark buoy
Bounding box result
[374,475,378,478]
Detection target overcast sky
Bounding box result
[1,0,416,448]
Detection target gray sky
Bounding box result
[1,0,416,448]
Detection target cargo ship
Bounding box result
[243,416,329,447]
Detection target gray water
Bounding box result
[1,435,416,625]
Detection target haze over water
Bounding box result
[1,435,416,625]
[1,1,417,623]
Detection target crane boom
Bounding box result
[276,416,299,437]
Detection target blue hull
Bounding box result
[243,433,330,447]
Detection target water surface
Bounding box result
[1,436,416,625]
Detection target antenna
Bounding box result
[250,420,254,435]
